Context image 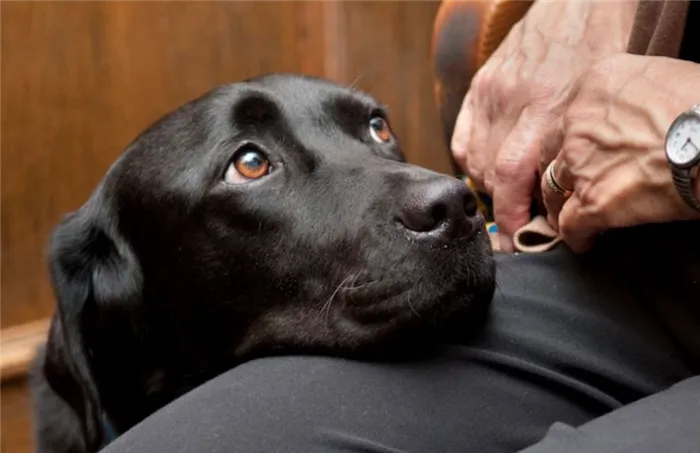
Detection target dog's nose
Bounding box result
[397,178,480,240]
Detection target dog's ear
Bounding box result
[43,205,142,451]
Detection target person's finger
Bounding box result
[538,119,566,229]
[483,58,524,195]
[492,111,547,252]
[468,62,502,192]
[468,89,493,191]
[539,116,565,176]
[541,157,574,231]
[484,110,521,196]
[451,90,490,189]
[450,90,474,171]
[558,194,597,253]
[541,176,562,231]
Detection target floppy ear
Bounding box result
[43,205,143,451]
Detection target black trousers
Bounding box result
[102,222,700,453]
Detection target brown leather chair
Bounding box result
[431,0,533,169]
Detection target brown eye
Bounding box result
[225,148,270,184]
[369,116,391,143]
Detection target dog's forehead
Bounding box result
[219,74,382,125]
[109,75,386,205]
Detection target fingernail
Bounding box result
[498,233,514,253]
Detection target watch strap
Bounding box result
[671,166,700,212]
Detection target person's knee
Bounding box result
[102,353,477,453]
[103,355,408,453]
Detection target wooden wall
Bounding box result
[1,2,450,452]
[1,0,452,332]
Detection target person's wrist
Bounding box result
[582,0,639,55]
[519,1,639,85]
[527,0,637,54]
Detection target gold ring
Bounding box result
[545,160,572,198]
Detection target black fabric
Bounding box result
[679,0,700,64]
[100,221,700,453]
[519,376,700,453]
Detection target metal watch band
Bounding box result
[671,166,700,212]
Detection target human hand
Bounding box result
[540,53,700,253]
[450,0,637,252]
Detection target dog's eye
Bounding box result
[225,148,270,184]
[369,117,392,143]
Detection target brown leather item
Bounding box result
[432,0,533,153]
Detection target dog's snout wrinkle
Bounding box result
[397,178,480,241]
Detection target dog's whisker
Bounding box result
[407,292,420,317]
[342,279,380,291]
[320,273,356,322]
[351,271,362,287]
[347,72,366,91]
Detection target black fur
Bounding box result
[30,74,496,452]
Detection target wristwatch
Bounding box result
[665,104,700,212]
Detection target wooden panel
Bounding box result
[1,319,51,453]
[329,1,453,174]
[1,379,35,453]
[0,1,329,329]
[2,1,447,330]
[1,319,51,383]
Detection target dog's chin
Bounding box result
[234,232,495,363]
[328,230,496,354]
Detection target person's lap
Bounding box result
[101,222,700,453]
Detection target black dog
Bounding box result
[29,74,496,453]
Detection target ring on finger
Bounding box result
[545,160,573,198]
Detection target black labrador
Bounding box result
[29,74,496,453]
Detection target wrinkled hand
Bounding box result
[451,1,636,252]
[540,53,700,253]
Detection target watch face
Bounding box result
[666,112,700,166]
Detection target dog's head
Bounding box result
[42,74,495,449]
